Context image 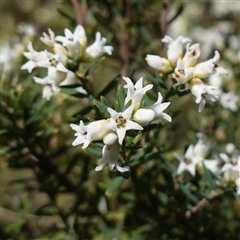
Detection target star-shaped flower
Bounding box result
[83,32,113,61]
[104,103,143,145]
[220,144,240,181]
[161,35,192,65]
[55,25,87,56]
[220,91,239,112]
[173,58,195,86]
[191,83,220,112]
[70,120,108,149]
[174,145,203,176]
[193,50,228,78]
[123,76,153,108]
[21,42,48,73]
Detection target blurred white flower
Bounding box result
[104,103,143,145]
[95,143,129,172]
[40,28,56,47]
[36,50,68,70]
[208,74,223,88]
[161,35,191,65]
[235,178,240,195]
[193,51,228,79]
[220,91,239,112]
[174,145,203,176]
[17,22,37,37]
[55,25,87,56]
[191,83,220,112]
[83,32,113,61]
[220,143,240,181]
[203,159,220,176]
[182,43,201,67]
[21,42,48,73]
[145,54,172,73]
[194,132,212,158]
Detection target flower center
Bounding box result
[49,58,59,67]
[178,69,185,75]
[116,116,126,128]
[184,158,192,165]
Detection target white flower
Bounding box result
[21,42,48,73]
[193,51,228,78]
[173,58,195,85]
[235,178,240,195]
[83,32,113,61]
[55,25,87,56]
[220,144,240,181]
[161,35,192,65]
[104,103,143,145]
[123,76,153,109]
[146,92,172,122]
[95,143,129,172]
[203,159,220,176]
[145,54,172,73]
[70,120,108,149]
[40,28,56,47]
[194,132,212,158]
[191,83,220,112]
[208,75,223,88]
[174,145,203,176]
[220,91,239,112]
[182,43,201,67]
[36,50,68,70]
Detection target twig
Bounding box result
[120,0,131,80]
[185,190,220,218]
[159,0,170,56]
[68,0,87,25]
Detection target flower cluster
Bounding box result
[21,25,113,100]
[146,35,229,112]
[70,76,172,172]
[174,135,240,194]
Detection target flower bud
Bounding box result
[145,55,172,74]
[133,108,155,126]
[103,132,118,145]
[182,43,201,67]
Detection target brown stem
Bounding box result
[120,0,131,81]
[185,190,220,218]
[159,0,171,56]
[68,0,88,25]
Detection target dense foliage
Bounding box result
[1,1,240,239]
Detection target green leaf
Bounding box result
[106,176,124,194]
[117,85,126,112]
[72,106,94,118]
[57,8,75,24]
[84,57,105,78]
[145,73,166,90]
[97,74,120,98]
[86,147,102,158]
[25,100,48,125]
[60,87,87,98]
[180,183,198,204]
[94,100,110,117]
[203,162,215,190]
[100,96,111,107]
